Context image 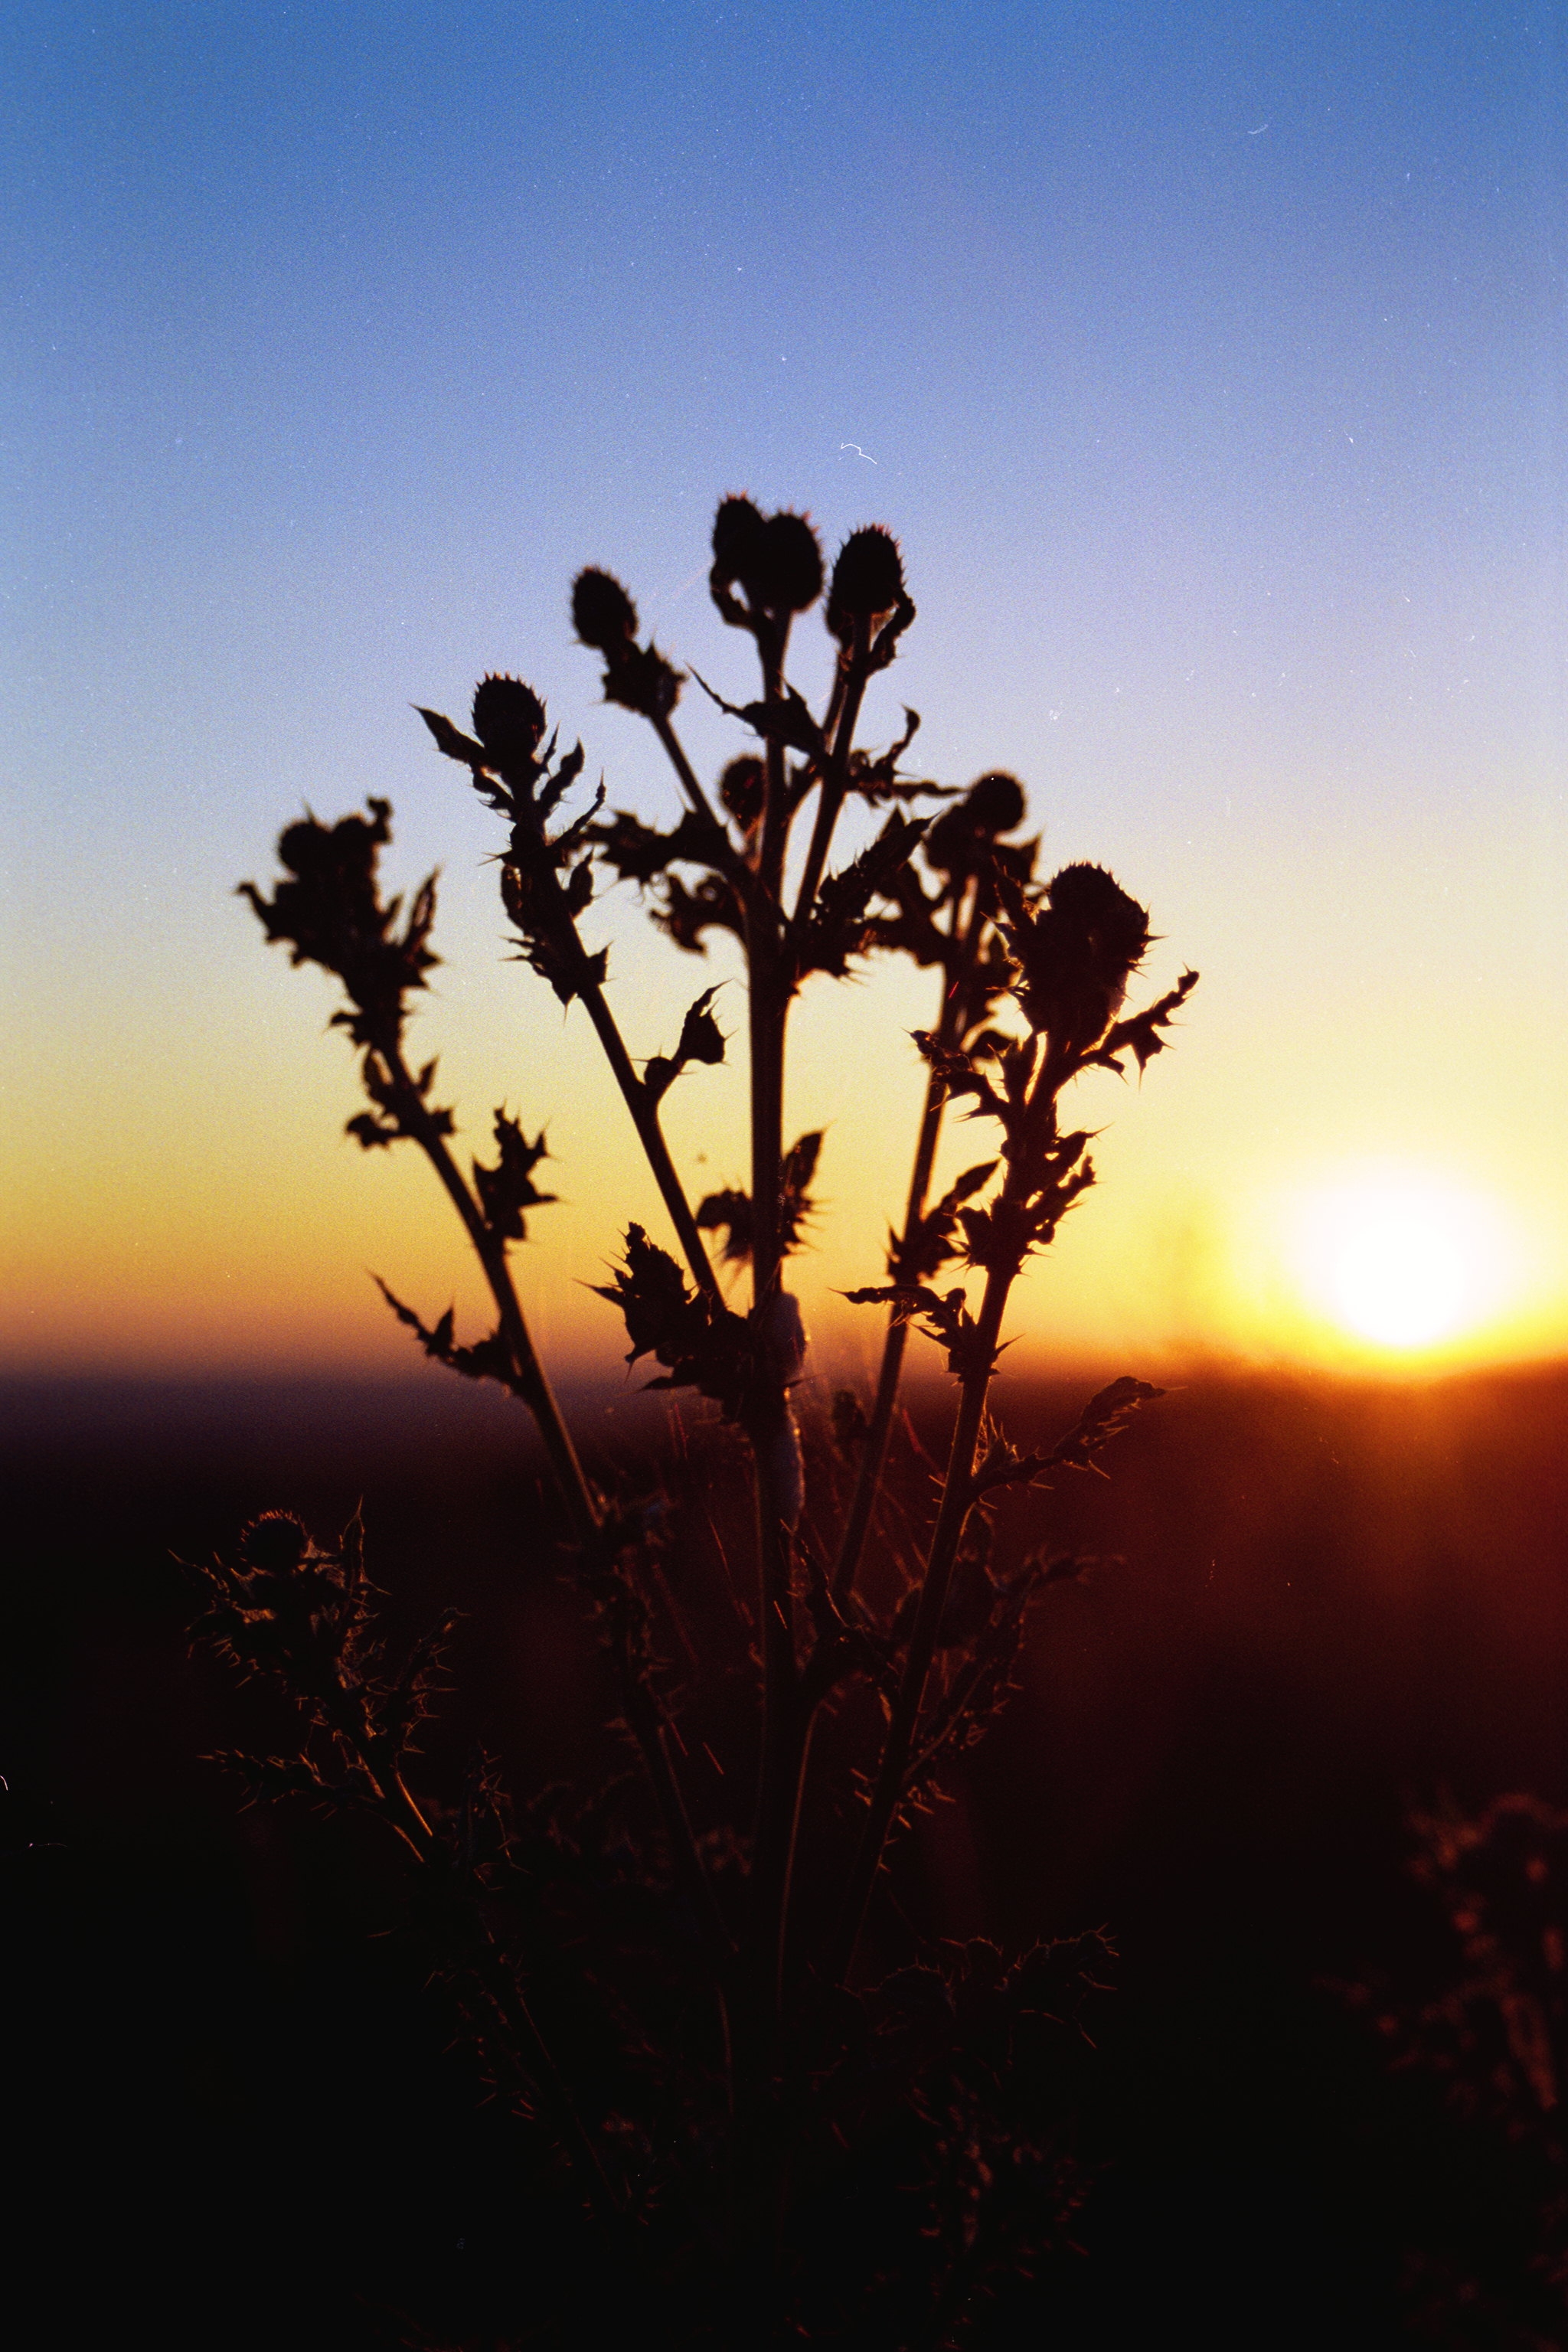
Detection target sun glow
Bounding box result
[1288,1168,1519,1354]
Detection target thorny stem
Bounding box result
[381,1037,730,2017]
[750,620,902,2038]
[791,627,872,935]
[573,969,722,1307]
[757,620,795,906]
[831,881,985,1605]
[377,1037,600,1553]
[613,1622,735,1977]
[826,1259,1010,1987]
[650,707,729,843]
[612,1621,737,2109]
[744,671,802,2052]
[828,1044,1071,1988]
[329,1684,625,2224]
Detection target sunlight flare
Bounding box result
[1289,1168,1519,1353]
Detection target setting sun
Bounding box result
[1292,1169,1519,1354]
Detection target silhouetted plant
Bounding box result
[1350,1795,1568,2344]
[216,495,1196,2344]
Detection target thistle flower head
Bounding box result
[572,567,639,653]
[963,770,1026,838]
[710,496,822,616]
[758,511,825,612]
[1004,862,1151,1046]
[924,770,1027,877]
[239,1511,310,1579]
[711,495,767,590]
[828,525,906,633]
[472,675,547,771]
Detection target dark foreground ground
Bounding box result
[5,1358,1568,2347]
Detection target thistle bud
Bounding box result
[828,525,906,642]
[962,770,1026,838]
[1009,863,1151,1044]
[710,495,768,591]
[925,770,1027,876]
[239,1511,309,1577]
[710,498,822,615]
[1046,863,1151,980]
[756,511,824,613]
[472,675,547,769]
[572,567,639,653]
[719,755,766,831]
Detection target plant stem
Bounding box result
[741,620,809,2053]
[828,1040,1070,1984]
[756,620,795,904]
[650,708,729,839]
[743,928,800,2027]
[573,970,722,1306]
[386,1037,733,2110]
[613,1622,736,1975]
[831,883,984,1604]
[381,1040,600,1551]
[351,1716,625,2225]
[791,631,871,933]
[826,1255,1011,1986]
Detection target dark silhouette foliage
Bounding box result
[223,494,1198,2342]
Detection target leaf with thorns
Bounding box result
[239,799,440,1053]
[697,1130,819,1263]
[1087,967,1201,1076]
[688,668,825,762]
[844,708,946,806]
[970,1376,1166,1497]
[841,1281,995,1379]
[799,814,928,979]
[592,1223,753,1414]
[912,1031,1014,1129]
[472,1111,557,1243]
[890,1160,998,1285]
[591,805,730,887]
[643,986,727,1106]
[373,1276,531,1400]
[653,871,746,957]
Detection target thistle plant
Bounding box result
[216,496,1196,2342]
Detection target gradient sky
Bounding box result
[5,0,1565,1387]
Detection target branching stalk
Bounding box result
[374,1034,600,1551]
[831,881,985,1603]
[573,969,722,1306]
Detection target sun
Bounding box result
[1291,1168,1516,1354]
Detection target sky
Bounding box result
[3,0,1565,1390]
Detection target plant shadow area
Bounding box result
[5,1359,1568,2347]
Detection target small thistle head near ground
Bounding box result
[238,1511,310,1577]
